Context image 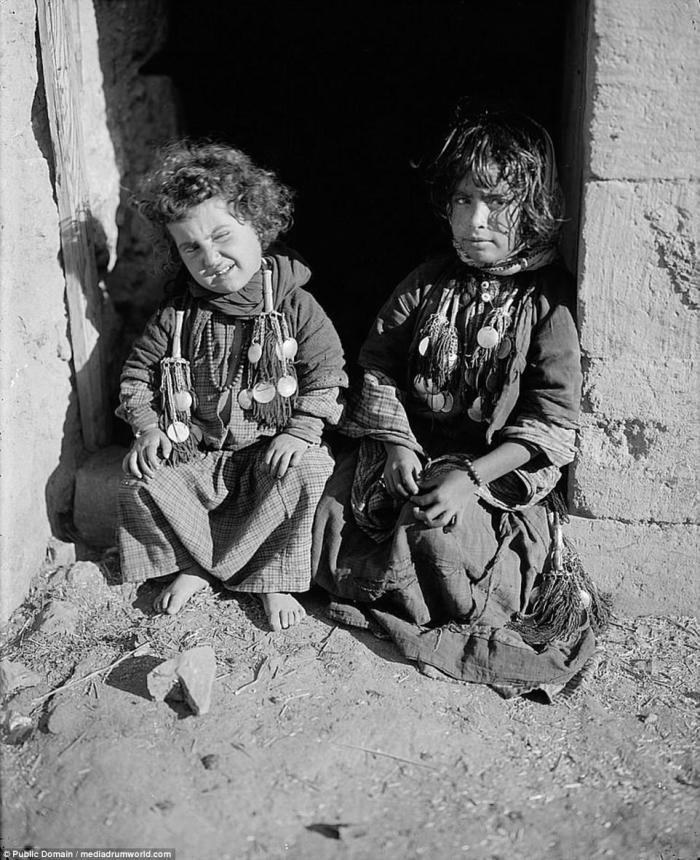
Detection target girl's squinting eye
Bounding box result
[213,231,230,241]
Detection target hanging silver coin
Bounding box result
[497,336,512,359]
[282,337,298,360]
[427,392,446,412]
[418,336,430,356]
[446,349,458,369]
[252,381,276,403]
[467,397,483,422]
[237,388,253,410]
[441,392,454,413]
[172,390,193,412]
[464,367,475,389]
[486,371,499,392]
[277,375,297,397]
[167,421,190,443]
[248,342,263,363]
[477,325,499,349]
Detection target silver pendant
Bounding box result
[237,388,253,410]
[480,280,493,303]
[172,390,193,412]
[252,381,276,403]
[248,342,263,363]
[167,421,190,443]
[497,336,512,359]
[427,392,446,412]
[467,397,483,422]
[477,325,499,349]
[276,375,297,397]
[282,337,298,360]
[418,336,430,356]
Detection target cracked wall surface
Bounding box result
[570,0,699,615]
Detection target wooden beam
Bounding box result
[36,0,109,451]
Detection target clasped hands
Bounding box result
[382,443,477,530]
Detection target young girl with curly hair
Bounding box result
[314,108,604,696]
[118,141,346,630]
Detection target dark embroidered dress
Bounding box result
[313,253,597,697]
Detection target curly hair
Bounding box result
[426,107,564,248]
[133,140,295,260]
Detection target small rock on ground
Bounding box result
[34,600,80,636]
[146,646,216,716]
[0,659,43,698]
[66,561,105,590]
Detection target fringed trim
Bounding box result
[507,492,613,646]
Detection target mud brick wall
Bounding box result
[0,0,177,623]
[568,0,699,614]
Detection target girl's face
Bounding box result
[448,170,521,267]
[167,196,263,294]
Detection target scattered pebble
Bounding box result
[0,708,34,745]
[34,600,80,635]
[201,753,219,770]
[0,659,43,698]
[177,646,216,716]
[146,646,216,715]
[66,561,105,589]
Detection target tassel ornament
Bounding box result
[507,506,613,646]
[160,309,199,466]
[238,258,298,428]
[415,283,460,394]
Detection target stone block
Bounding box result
[73,446,127,549]
[568,516,700,616]
[590,0,699,179]
[573,179,699,521]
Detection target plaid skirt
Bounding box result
[118,441,334,593]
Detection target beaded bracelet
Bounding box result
[462,455,485,488]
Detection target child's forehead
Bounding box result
[454,168,513,196]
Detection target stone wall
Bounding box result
[569,0,699,614]
[0,0,176,624]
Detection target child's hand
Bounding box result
[411,468,477,529]
[383,443,423,499]
[122,428,172,479]
[265,433,309,479]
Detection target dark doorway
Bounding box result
[145,0,567,362]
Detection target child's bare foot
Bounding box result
[259,593,306,632]
[154,568,211,615]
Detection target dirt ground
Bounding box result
[1,551,698,860]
